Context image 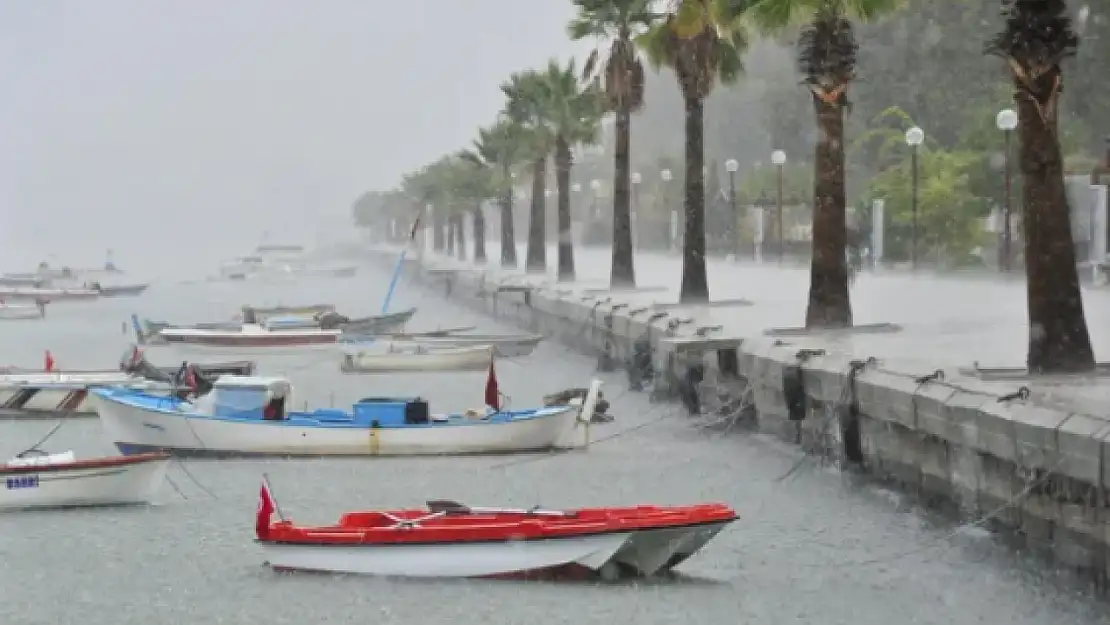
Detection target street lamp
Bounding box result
[996,108,1018,272]
[905,126,925,270]
[771,150,787,264]
[725,159,739,257]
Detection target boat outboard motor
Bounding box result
[119,345,174,383]
[242,307,258,324]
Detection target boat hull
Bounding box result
[341,346,494,374]
[0,454,169,511]
[258,522,731,579]
[97,283,149,297]
[0,306,43,320]
[91,392,579,456]
[0,287,99,300]
[394,334,543,358]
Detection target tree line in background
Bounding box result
[353,0,1106,375]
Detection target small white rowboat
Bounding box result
[390,333,543,358]
[0,304,44,320]
[340,344,495,374]
[0,451,170,511]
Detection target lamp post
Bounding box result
[725,159,739,258]
[905,126,925,270]
[661,169,675,252]
[771,150,787,264]
[630,172,641,250]
[996,109,1018,272]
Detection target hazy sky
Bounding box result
[0,0,588,269]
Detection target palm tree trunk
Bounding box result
[804,93,852,329]
[432,208,446,252]
[610,102,635,288]
[454,213,467,260]
[525,157,548,273]
[500,163,518,268]
[1016,69,1094,373]
[555,135,575,281]
[679,95,708,303]
[444,216,455,256]
[472,203,487,264]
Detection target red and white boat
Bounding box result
[0,450,170,511]
[158,324,341,353]
[254,483,736,580]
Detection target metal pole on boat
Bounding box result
[380,249,406,315]
[261,473,287,522]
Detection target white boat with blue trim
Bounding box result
[90,374,591,457]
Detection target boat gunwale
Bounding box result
[0,452,170,475]
[257,517,737,547]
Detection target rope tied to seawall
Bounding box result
[997,386,1030,402]
[914,369,945,385]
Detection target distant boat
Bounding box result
[0,286,98,301]
[158,324,341,352]
[0,304,44,321]
[94,283,149,298]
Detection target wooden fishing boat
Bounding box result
[0,286,98,301]
[254,484,737,580]
[95,283,149,297]
[261,307,417,336]
[0,355,256,418]
[0,450,170,511]
[240,304,335,323]
[91,372,586,457]
[340,344,495,374]
[0,304,44,320]
[157,324,341,353]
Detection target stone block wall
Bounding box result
[382,251,1110,585]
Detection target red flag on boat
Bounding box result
[484,353,500,411]
[257,481,276,540]
[44,350,55,372]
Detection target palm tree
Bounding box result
[747,0,900,328]
[639,0,748,303]
[536,59,606,281]
[469,119,527,267]
[568,0,658,288]
[502,71,554,273]
[987,0,1094,373]
[456,149,501,265]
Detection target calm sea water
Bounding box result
[0,261,1106,625]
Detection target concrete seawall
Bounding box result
[370,247,1110,586]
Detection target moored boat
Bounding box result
[0,352,256,418]
[254,485,738,580]
[0,303,44,320]
[0,450,170,511]
[0,286,98,301]
[241,304,335,323]
[90,373,581,457]
[340,344,494,374]
[95,283,149,297]
[390,332,543,358]
[158,324,341,352]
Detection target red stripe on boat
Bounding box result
[0,452,170,475]
[161,334,337,346]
